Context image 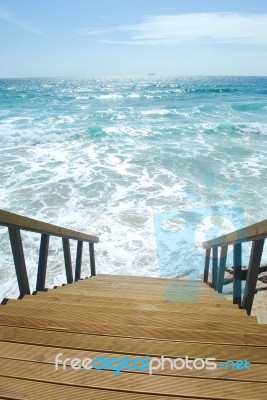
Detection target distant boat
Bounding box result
[148,73,156,76]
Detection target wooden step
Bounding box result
[19,294,245,315]
[50,286,238,304]
[0,325,266,363]
[1,274,266,399]
[34,290,237,308]
[0,376,190,400]
[0,358,267,400]
[0,313,266,346]
[4,300,256,324]
[0,306,264,334]
[93,275,212,287]
[75,278,214,290]
[55,280,224,293]
[1,340,267,382]
[93,274,198,283]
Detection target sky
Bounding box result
[0,0,267,78]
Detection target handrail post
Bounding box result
[242,239,264,315]
[211,247,218,289]
[36,234,50,291]
[233,243,242,306]
[62,238,73,284]
[1,210,99,296]
[217,245,228,293]
[202,217,267,314]
[8,227,30,296]
[89,242,96,276]
[203,248,211,283]
[75,240,83,281]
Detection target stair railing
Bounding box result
[202,218,267,315]
[0,210,99,296]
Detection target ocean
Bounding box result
[1,76,267,299]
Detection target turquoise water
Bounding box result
[0,76,267,298]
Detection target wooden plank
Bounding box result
[0,358,267,400]
[78,278,214,290]
[74,277,211,287]
[74,280,214,291]
[1,341,267,382]
[17,295,247,315]
[62,238,73,284]
[32,293,244,309]
[203,248,211,283]
[33,291,239,308]
[75,240,83,281]
[52,291,230,303]
[8,227,30,296]
[6,297,249,316]
[212,247,218,289]
[60,277,192,284]
[0,326,266,362]
[91,275,218,288]
[52,281,231,295]
[0,376,188,400]
[68,286,231,298]
[2,310,258,336]
[233,243,242,305]
[0,209,99,243]
[36,234,50,291]
[203,218,267,248]
[50,286,245,304]
[242,239,265,315]
[0,313,266,346]
[217,245,228,293]
[0,312,261,337]
[4,300,256,324]
[1,269,266,399]
[0,307,262,333]
[94,274,188,283]
[89,242,96,276]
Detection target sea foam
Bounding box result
[1,76,267,300]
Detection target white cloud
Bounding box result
[0,6,51,39]
[79,13,267,46]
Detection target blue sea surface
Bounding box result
[0,76,267,298]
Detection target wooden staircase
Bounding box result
[0,274,267,399]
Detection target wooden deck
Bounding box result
[1,274,267,399]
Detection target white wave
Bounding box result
[0,127,79,146]
[1,77,267,301]
[55,115,77,124]
[82,145,99,163]
[103,125,151,136]
[96,94,123,100]
[75,96,89,100]
[236,123,267,135]
[141,109,170,116]
[128,93,141,98]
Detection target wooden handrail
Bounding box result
[0,210,99,243]
[202,218,267,316]
[0,210,99,296]
[203,218,267,248]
